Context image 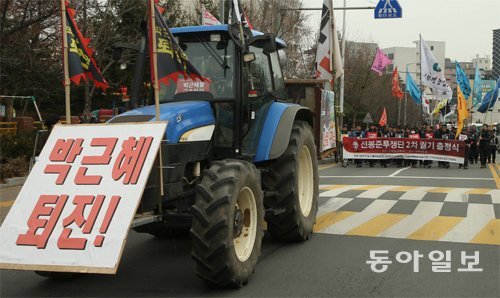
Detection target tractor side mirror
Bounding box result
[243,52,256,63]
[248,33,277,54]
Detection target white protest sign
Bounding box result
[0,122,167,273]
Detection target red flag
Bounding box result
[243,11,254,30]
[379,107,387,126]
[64,1,108,90]
[392,67,404,100]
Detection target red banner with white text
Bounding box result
[342,137,465,163]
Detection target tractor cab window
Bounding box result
[247,46,273,97]
[269,51,286,99]
[158,35,235,102]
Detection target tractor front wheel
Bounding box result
[191,160,264,288]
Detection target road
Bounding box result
[1,161,499,297]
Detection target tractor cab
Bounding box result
[165,25,288,158]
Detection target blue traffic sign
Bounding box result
[374,0,403,19]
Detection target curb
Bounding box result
[0,177,27,189]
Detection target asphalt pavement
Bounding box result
[1,161,499,297]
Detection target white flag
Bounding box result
[420,35,452,100]
[202,5,221,26]
[422,93,431,114]
[315,0,343,80]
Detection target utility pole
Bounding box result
[339,0,346,127]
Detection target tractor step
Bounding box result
[131,214,162,228]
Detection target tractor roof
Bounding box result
[171,25,286,48]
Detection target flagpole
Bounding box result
[419,34,424,126]
[468,64,477,125]
[220,0,225,24]
[397,96,401,126]
[61,0,71,124]
[404,88,407,127]
[201,5,204,25]
[149,0,164,199]
[354,52,377,127]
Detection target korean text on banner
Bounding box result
[342,137,465,164]
[0,122,167,274]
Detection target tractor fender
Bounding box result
[254,102,313,162]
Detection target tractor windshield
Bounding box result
[159,34,235,102]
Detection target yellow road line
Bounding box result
[346,213,407,236]
[470,219,500,245]
[488,164,500,189]
[0,200,15,208]
[408,216,463,241]
[427,187,454,193]
[466,188,493,194]
[391,186,418,192]
[352,185,383,190]
[320,184,349,191]
[313,211,356,232]
[319,163,339,171]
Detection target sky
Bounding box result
[305,0,500,62]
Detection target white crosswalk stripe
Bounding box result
[323,200,397,234]
[379,202,443,238]
[440,204,496,243]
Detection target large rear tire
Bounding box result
[262,121,319,241]
[191,160,264,288]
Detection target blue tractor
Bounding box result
[110,24,319,288]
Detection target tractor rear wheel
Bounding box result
[191,160,264,288]
[262,121,318,241]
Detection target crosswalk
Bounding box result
[315,185,500,245]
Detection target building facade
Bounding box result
[472,55,491,71]
[382,46,417,82]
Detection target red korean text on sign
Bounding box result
[44,138,84,184]
[44,138,118,185]
[16,195,121,250]
[112,136,153,185]
[16,195,69,249]
[58,195,121,249]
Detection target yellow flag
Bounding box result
[432,98,448,115]
[455,86,469,138]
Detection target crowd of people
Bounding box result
[340,123,499,169]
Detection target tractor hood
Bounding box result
[109,101,215,144]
